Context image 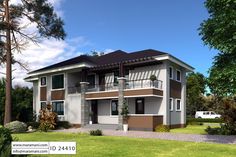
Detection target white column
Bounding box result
[163,61,170,125]
[181,69,186,125]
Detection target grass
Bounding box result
[170,123,220,135]
[13,132,236,157]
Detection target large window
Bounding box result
[169,98,173,111]
[41,102,47,110]
[136,98,144,114]
[176,70,181,82]
[176,99,181,111]
[87,74,95,88]
[111,100,118,116]
[40,77,47,86]
[52,74,64,89]
[169,67,173,79]
[52,101,64,115]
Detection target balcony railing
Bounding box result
[68,79,163,94]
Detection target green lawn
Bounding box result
[170,125,207,134]
[170,123,220,135]
[13,132,236,157]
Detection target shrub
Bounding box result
[155,124,170,132]
[55,121,71,129]
[205,126,220,135]
[5,121,27,133]
[89,129,103,136]
[26,122,40,129]
[0,127,12,157]
[38,104,57,132]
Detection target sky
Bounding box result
[0,0,219,86]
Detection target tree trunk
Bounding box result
[4,0,12,125]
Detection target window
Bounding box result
[169,98,173,111]
[40,77,47,86]
[169,67,173,79]
[41,102,47,110]
[136,98,144,114]
[176,99,181,111]
[52,101,64,115]
[87,75,95,88]
[111,100,118,116]
[176,70,181,82]
[113,71,119,86]
[52,74,64,89]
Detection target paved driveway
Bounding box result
[55,128,236,144]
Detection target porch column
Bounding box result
[117,77,126,130]
[181,69,186,126]
[80,82,89,126]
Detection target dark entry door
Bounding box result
[99,74,105,91]
[91,100,98,123]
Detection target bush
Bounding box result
[0,127,12,157]
[55,121,71,129]
[187,118,223,124]
[155,124,170,132]
[26,122,40,129]
[38,104,57,132]
[205,126,221,135]
[89,129,103,136]
[5,121,27,133]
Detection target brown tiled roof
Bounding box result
[29,49,167,74]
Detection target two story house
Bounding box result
[25,49,194,131]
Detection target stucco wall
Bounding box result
[67,94,81,124]
[97,99,119,124]
[127,97,163,115]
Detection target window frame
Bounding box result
[51,100,65,116]
[110,99,118,116]
[135,98,145,114]
[40,76,47,87]
[51,73,65,90]
[169,98,174,111]
[176,99,181,111]
[176,69,181,82]
[169,66,173,79]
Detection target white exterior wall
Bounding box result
[97,99,118,124]
[33,81,39,115]
[127,97,163,115]
[67,94,81,124]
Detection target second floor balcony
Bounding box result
[68,79,163,96]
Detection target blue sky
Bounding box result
[61,0,218,76]
[0,0,219,86]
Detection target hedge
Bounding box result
[187,118,223,124]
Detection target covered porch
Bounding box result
[87,97,164,131]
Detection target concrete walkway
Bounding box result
[54,128,236,144]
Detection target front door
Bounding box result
[91,100,98,123]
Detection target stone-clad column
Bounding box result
[117,77,126,130]
[80,82,89,126]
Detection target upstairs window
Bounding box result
[40,77,47,86]
[87,74,95,88]
[113,71,119,86]
[169,67,173,79]
[176,70,181,82]
[52,74,64,89]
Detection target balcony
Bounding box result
[68,79,163,94]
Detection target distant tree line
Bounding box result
[0,78,33,125]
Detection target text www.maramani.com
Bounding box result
[11,142,76,155]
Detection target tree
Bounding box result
[199,0,236,96]
[186,72,206,116]
[0,0,66,125]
